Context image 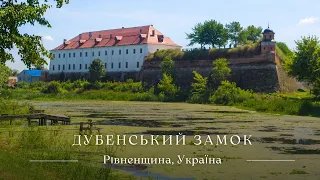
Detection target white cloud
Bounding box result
[298,17,319,25]
[42,35,54,41]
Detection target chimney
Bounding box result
[78,34,82,40]
[122,27,124,29]
[63,39,67,47]
[89,32,92,39]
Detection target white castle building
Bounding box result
[49,25,181,74]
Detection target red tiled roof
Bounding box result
[53,25,180,50]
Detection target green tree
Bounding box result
[189,71,208,103]
[290,36,320,97]
[246,25,263,43]
[89,59,105,82]
[226,21,243,47]
[157,73,180,101]
[0,65,11,88]
[208,58,231,90]
[159,56,175,75]
[0,0,69,67]
[202,20,228,48]
[186,23,206,49]
[10,69,19,76]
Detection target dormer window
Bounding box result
[115,36,123,41]
[158,35,164,42]
[151,30,155,36]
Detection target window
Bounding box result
[137,62,140,68]
[85,64,87,69]
[53,54,55,58]
[270,35,271,38]
[58,65,61,70]
[79,64,82,70]
[112,50,114,55]
[105,63,107,69]
[119,50,121,55]
[119,62,121,68]
[52,65,55,71]
[69,53,71,57]
[140,48,142,53]
[73,53,75,57]
[133,49,136,54]
[105,51,107,55]
[92,52,94,57]
[73,64,75,70]
[111,63,114,69]
[68,64,71,70]
[126,62,128,68]
[59,54,61,58]
[63,53,65,58]
[85,52,88,57]
[98,51,100,56]
[63,65,65,71]
[126,49,128,54]
[80,52,82,57]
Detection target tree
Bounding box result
[246,25,263,43]
[89,59,105,82]
[0,65,11,88]
[159,56,175,75]
[202,20,228,48]
[0,0,69,68]
[226,21,243,47]
[186,23,206,49]
[208,58,231,90]
[157,73,180,101]
[189,71,208,103]
[290,36,320,97]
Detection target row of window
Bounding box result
[53,48,143,59]
[52,62,140,71]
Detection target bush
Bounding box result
[17,81,29,89]
[157,73,180,102]
[210,81,254,105]
[188,71,209,104]
[42,81,63,94]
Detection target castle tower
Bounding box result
[261,25,276,54]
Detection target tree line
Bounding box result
[186,20,263,49]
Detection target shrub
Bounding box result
[188,71,209,103]
[157,73,180,102]
[210,81,254,105]
[17,81,29,89]
[42,81,63,94]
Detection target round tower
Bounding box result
[261,25,276,54]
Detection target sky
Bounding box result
[6,0,320,71]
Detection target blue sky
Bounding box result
[6,0,320,71]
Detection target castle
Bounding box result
[141,26,298,93]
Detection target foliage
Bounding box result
[145,43,260,61]
[159,56,175,75]
[89,59,105,82]
[209,81,254,105]
[157,73,180,101]
[0,65,11,88]
[226,21,243,47]
[202,20,228,48]
[188,71,209,103]
[42,81,63,94]
[0,98,31,115]
[208,58,231,90]
[0,0,69,67]
[289,36,320,97]
[246,25,263,43]
[186,22,206,49]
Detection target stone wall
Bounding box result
[140,53,297,93]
